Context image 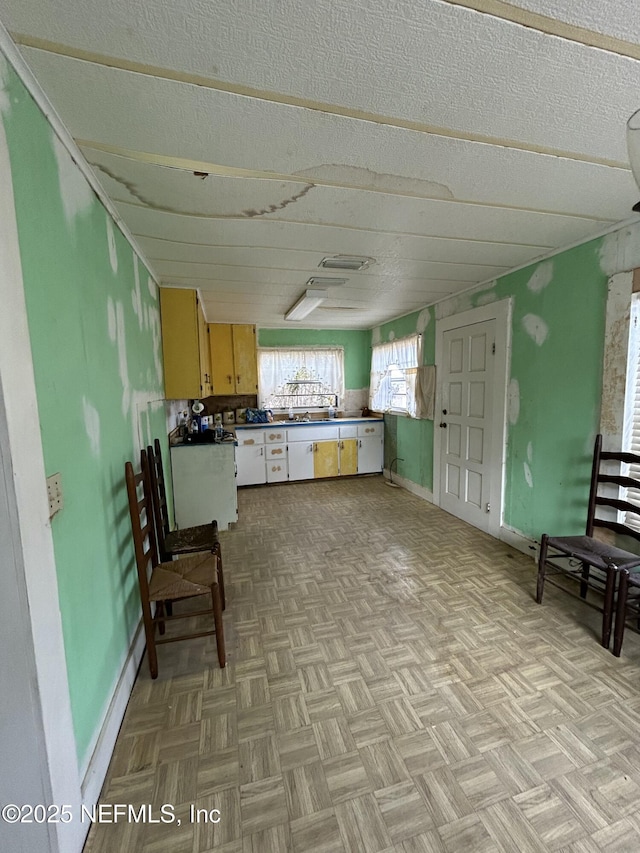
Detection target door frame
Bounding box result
[433,299,512,538]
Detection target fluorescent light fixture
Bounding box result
[319,255,374,271]
[285,289,328,321]
[306,277,348,287]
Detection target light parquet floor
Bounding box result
[85,476,640,853]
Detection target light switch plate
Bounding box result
[47,472,63,518]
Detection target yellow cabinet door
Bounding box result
[209,323,235,395]
[232,324,258,394]
[339,439,358,476]
[313,441,339,478]
[160,288,201,399]
[197,298,212,397]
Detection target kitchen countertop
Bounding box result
[234,416,383,430]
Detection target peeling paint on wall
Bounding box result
[51,133,94,225]
[82,397,101,458]
[507,378,520,425]
[527,260,553,293]
[522,313,548,345]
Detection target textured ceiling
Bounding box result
[1,0,640,328]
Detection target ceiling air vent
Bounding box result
[319,256,374,271]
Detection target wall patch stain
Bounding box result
[147,276,158,300]
[294,164,454,199]
[388,330,396,341]
[508,378,520,425]
[107,296,117,342]
[416,308,431,333]
[527,261,553,293]
[371,327,381,346]
[475,291,497,306]
[527,441,533,463]
[242,183,314,217]
[52,134,94,225]
[524,461,533,488]
[106,214,118,274]
[0,54,10,115]
[522,314,548,346]
[82,397,101,458]
[132,254,143,331]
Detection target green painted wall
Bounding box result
[374,307,435,490]
[2,64,168,765]
[258,328,370,389]
[372,240,608,540]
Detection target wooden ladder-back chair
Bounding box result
[147,438,225,610]
[125,453,225,678]
[536,434,640,649]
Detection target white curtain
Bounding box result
[259,348,344,408]
[369,335,422,417]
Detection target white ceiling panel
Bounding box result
[1,0,639,328]
[15,51,634,221]
[5,1,640,160]
[506,0,640,42]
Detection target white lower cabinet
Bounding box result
[266,442,288,482]
[287,441,315,480]
[236,420,383,484]
[357,422,383,473]
[236,429,266,486]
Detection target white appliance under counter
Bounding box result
[170,442,238,530]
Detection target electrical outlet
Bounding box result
[47,472,63,519]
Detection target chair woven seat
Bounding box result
[148,553,218,601]
[546,535,640,571]
[164,522,219,555]
[537,434,640,652]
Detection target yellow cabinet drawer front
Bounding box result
[339,439,358,476]
[208,323,235,394]
[265,429,286,444]
[233,324,258,394]
[357,422,383,438]
[160,288,201,399]
[313,441,339,478]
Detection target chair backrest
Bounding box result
[125,450,159,599]
[147,438,171,557]
[588,433,640,543]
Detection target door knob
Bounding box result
[439,422,447,428]
[442,409,447,415]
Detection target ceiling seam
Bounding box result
[148,258,511,270]
[130,230,553,250]
[110,196,615,226]
[80,142,621,221]
[440,0,640,60]
[14,35,630,170]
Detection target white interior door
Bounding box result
[439,319,495,532]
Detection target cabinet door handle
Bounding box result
[237,375,241,384]
[227,374,232,384]
[340,441,344,449]
[260,448,264,456]
[314,443,317,453]
[359,440,362,448]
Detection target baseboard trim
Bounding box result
[80,619,146,806]
[383,469,434,503]
[499,524,538,560]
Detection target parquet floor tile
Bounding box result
[84,476,640,851]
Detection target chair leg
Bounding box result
[580,562,590,599]
[141,600,158,679]
[602,568,616,648]
[536,535,548,604]
[613,570,630,657]
[157,601,166,636]
[211,582,226,668]
[214,544,226,611]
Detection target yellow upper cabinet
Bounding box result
[209,323,258,395]
[160,287,211,399]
